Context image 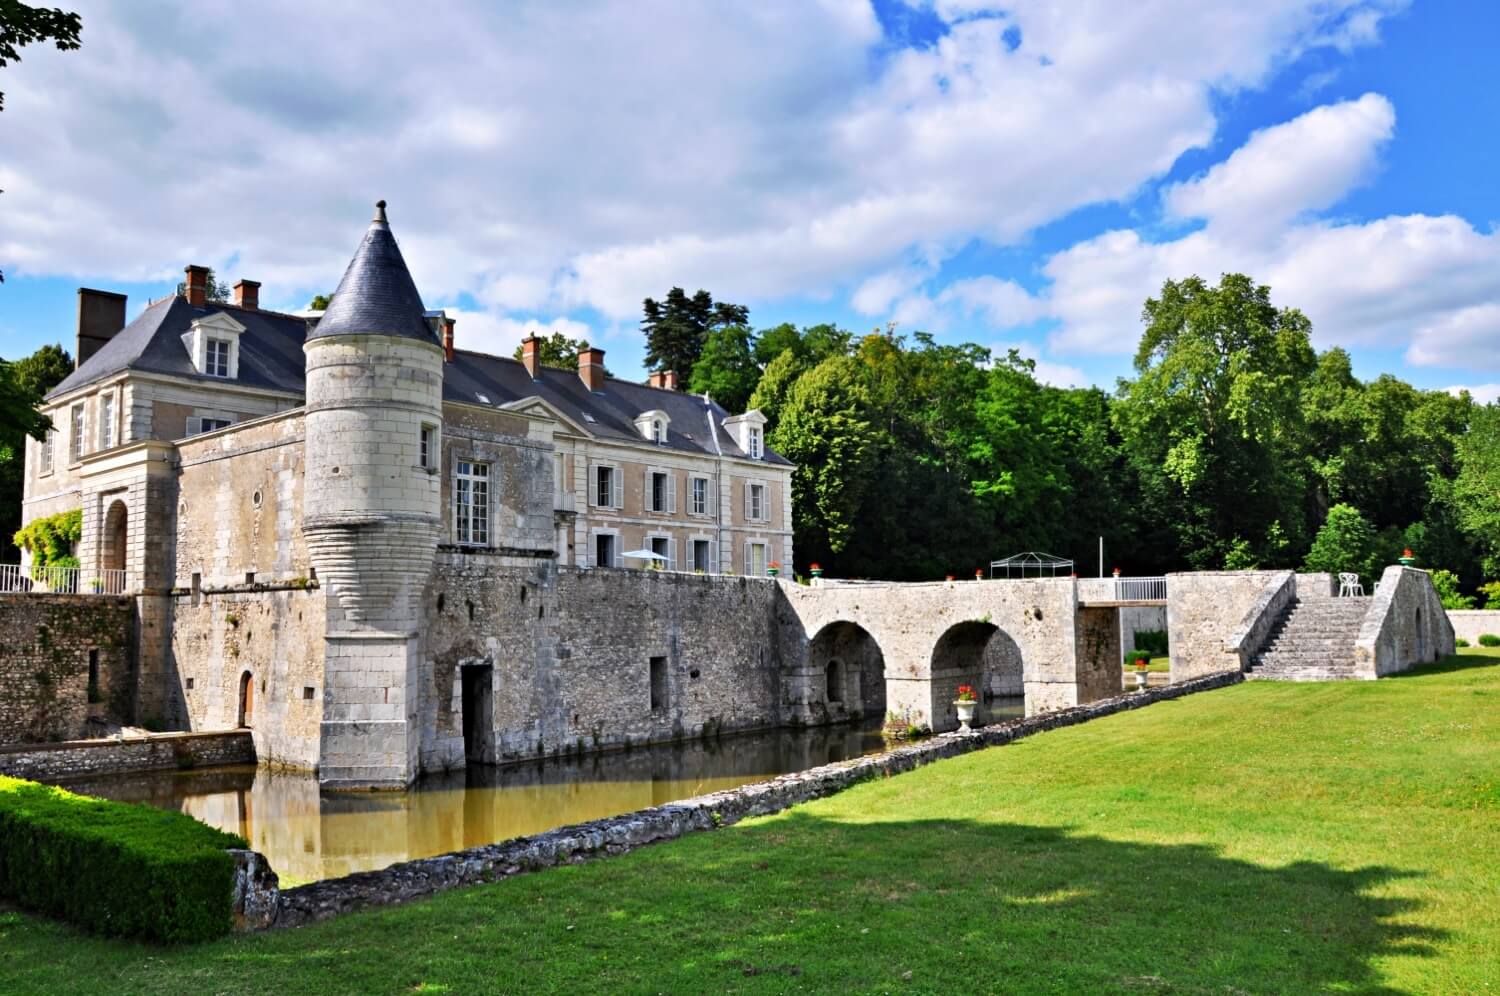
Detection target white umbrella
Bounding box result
[622,549,668,562]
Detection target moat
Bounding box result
[69,700,1024,885]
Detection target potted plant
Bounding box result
[1399,547,1416,566]
[1132,655,1149,690]
[767,561,780,577]
[974,568,984,580]
[809,562,823,579]
[954,684,978,732]
[945,573,955,582]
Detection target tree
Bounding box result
[0,2,81,113]
[641,287,749,379]
[309,293,332,310]
[1452,403,1500,577]
[1428,569,1474,610]
[1115,273,1317,570]
[512,331,592,372]
[1303,504,1378,586]
[688,325,759,412]
[0,343,73,560]
[176,268,231,302]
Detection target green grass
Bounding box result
[3,653,1498,993]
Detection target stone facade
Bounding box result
[1354,566,1455,677]
[1166,571,1292,680]
[0,730,253,782]
[0,594,134,743]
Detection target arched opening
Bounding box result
[929,621,1025,731]
[807,621,885,725]
[238,671,254,728]
[102,499,128,592]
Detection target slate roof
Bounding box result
[308,202,437,344]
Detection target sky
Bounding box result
[2,0,1498,401]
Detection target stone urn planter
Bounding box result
[954,685,979,731]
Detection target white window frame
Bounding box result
[744,540,768,577]
[40,429,54,475]
[689,475,709,517]
[455,460,491,546]
[646,531,675,571]
[590,463,622,509]
[419,424,439,471]
[70,403,85,463]
[745,481,767,523]
[592,528,620,568]
[99,391,118,450]
[653,419,665,444]
[690,536,714,573]
[748,426,763,459]
[205,337,232,378]
[186,415,233,437]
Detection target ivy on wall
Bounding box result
[12,509,81,568]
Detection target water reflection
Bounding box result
[68,701,1020,885]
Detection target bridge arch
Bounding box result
[806,620,887,724]
[928,620,1025,730]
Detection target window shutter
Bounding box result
[743,483,751,521]
[667,473,677,514]
[612,469,622,509]
[668,538,676,572]
[644,469,653,511]
[186,416,201,437]
[589,464,599,506]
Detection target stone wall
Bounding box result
[0,729,253,781]
[1119,605,1167,655]
[1447,610,1500,645]
[420,559,785,769]
[1355,566,1455,678]
[170,584,326,770]
[1167,571,1292,680]
[0,594,134,744]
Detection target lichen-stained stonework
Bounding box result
[0,594,134,743]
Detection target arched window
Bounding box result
[826,658,842,702]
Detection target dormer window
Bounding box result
[635,409,670,444]
[181,312,245,379]
[205,338,231,377]
[748,426,762,459]
[722,410,769,461]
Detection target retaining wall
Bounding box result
[0,594,135,744]
[0,730,254,782]
[1447,610,1500,645]
[1167,571,1290,680]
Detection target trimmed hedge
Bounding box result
[1479,634,1500,648]
[0,776,246,943]
[1133,628,1169,657]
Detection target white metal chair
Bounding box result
[1338,572,1365,597]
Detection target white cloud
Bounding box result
[1163,93,1394,238]
[1408,305,1500,369]
[444,309,594,360]
[939,277,1047,328]
[0,0,1404,348]
[1448,384,1500,405]
[993,340,1088,388]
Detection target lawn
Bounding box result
[2,652,1497,994]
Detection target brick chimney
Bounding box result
[521,334,541,379]
[662,369,678,391]
[75,288,128,368]
[183,265,209,306]
[578,345,606,392]
[233,279,260,310]
[647,371,664,388]
[442,317,456,363]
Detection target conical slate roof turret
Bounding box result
[308,200,437,343]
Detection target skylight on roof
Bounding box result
[476,393,491,404]
[580,411,596,423]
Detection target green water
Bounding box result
[69,701,1021,885]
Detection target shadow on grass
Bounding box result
[0,813,1450,994]
[1383,652,1500,678]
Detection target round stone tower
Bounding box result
[303,201,444,788]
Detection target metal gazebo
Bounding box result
[989,552,1074,579]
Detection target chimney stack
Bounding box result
[183,264,209,306]
[521,334,541,379]
[662,369,679,391]
[647,371,663,388]
[233,279,260,310]
[442,316,456,363]
[578,345,606,392]
[75,288,128,369]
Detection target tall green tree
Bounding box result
[1114,273,1317,570]
[1303,503,1379,587]
[688,325,759,412]
[0,342,73,560]
[641,287,748,379]
[1452,403,1500,577]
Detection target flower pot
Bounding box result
[954,699,977,732]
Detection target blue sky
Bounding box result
[2,1,1497,400]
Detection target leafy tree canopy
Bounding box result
[0,2,81,113]
[1303,503,1379,587]
[641,287,748,379]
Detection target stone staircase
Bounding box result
[1247,596,1372,681]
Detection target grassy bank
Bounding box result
[2,652,1497,993]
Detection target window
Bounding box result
[186,416,232,437]
[746,482,766,522]
[649,656,667,712]
[70,404,85,462]
[648,470,676,513]
[420,425,437,470]
[99,393,115,450]
[592,465,621,508]
[748,426,763,459]
[692,539,712,573]
[455,461,490,545]
[690,476,708,516]
[205,338,231,377]
[650,534,672,570]
[745,541,768,577]
[652,419,665,444]
[40,430,54,474]
[595,532,616,568]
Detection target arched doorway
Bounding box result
[238,671,254,728]
[806,621,886,724]
[929,621,1025,731]
[102,499,128,593]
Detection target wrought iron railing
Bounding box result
[0,565,130,595]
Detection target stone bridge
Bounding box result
[775,578,1127,733]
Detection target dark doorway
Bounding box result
[238,671,254,728]
[460,663,494,764]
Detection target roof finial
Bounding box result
[374,199,388,223]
